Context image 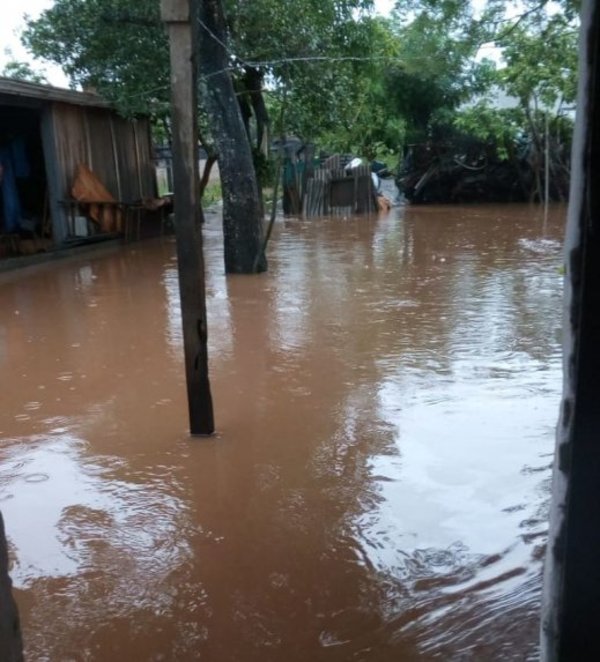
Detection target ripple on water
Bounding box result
[0,204,565,660]
[23,473,50,484]
[0,433,195,598]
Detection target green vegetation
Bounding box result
[1,49,48,84]
[19,0,580,254]
[202,182,223,208]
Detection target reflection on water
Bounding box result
[0,203,564,660]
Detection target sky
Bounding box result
[1,0,69,86]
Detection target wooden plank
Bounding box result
[300,143,315,209]
[0,77,110,109]
[330,176,354,210]
[40,106,68,244]
[134,118,157,198]
[354,166,375,214]
[133,120,144,199]
[50,102,151,206]
[324,154,341,170]
[140,119,156,197]
[50,103,89,202]
[163,0,215,436]
[160,0,189,22]
[112,117,140,202]
[109,116,122,200]
[86,109,120,199]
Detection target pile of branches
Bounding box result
[397,128,571,204]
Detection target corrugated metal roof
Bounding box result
[0,77,110,109]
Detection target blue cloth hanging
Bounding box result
[10,137,30,179]
[0,147,23,233]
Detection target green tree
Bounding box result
[270,15,404,157]
[224,0,375,149]
[23,0,267,273]
[383,0,578,201]
[498,13,577,200]
[22,0,380,267]
[383,1,497,142]
[1,60,48,84]
[22,0,580,213]
[453,2,579,201]
[23,0,169,120]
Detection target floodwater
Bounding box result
[0,203,564,660]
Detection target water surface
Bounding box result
[0,203,564,660]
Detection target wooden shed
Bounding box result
[0,77,156,255]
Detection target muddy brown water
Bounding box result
[0,203,564,660]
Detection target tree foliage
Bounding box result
[23,0,169,121]
[384,0,579,201]
[1,59,48,85]
[223,0,376,151]
[21,0,581,203]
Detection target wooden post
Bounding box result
[544,111,550,221]
[541,1,600,658]
[161,0,214,436]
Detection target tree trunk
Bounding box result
[0,514,22,662]
[199,153,217,198]
[525,103,544,202]
[236,81,253,141]
[197,0,267,273]
[243,66,270,153]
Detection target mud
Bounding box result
[0,203,564,660]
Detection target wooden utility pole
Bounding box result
[541,1,600,658]
[161,0,214,435]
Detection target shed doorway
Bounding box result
[0,106,50,257]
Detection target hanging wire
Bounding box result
[101,9,509,104]
[197,17,241,61]
[112,21,504,103]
